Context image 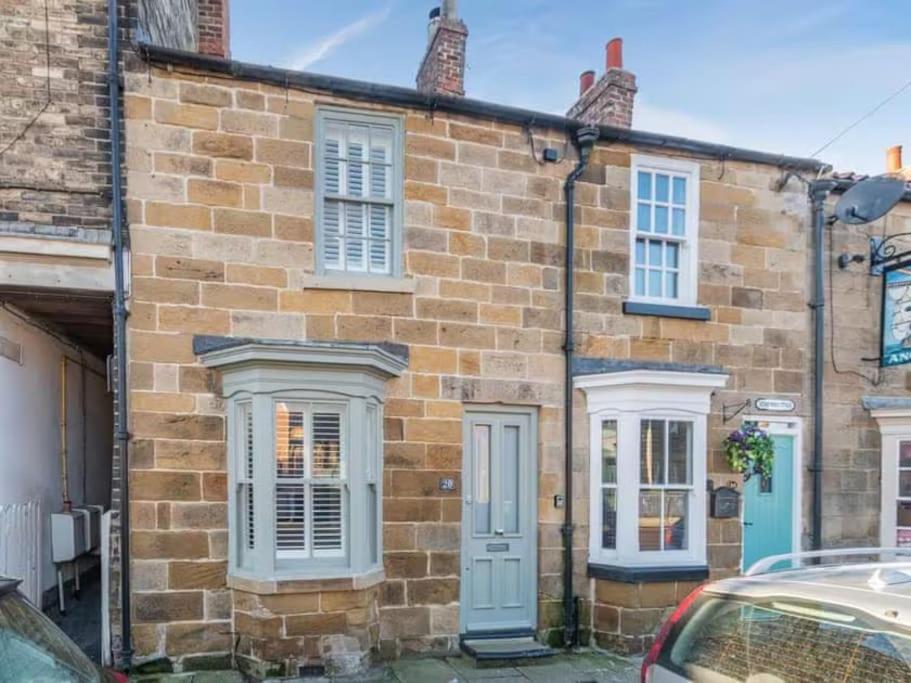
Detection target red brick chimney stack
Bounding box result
[198,0,230,58]
[567,37,637,129]
[416,0,468,97]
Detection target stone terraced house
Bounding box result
[4,0,911,678]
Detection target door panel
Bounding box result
[460,410,536,634]
[742,433,794,571]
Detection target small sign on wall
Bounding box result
[755,398,795,413]
[439,478,456,492]
[881,263,911,367]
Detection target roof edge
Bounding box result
[135,42,829,173]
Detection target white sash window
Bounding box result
[316,108,403,278]
[576,369,728,568]
[629,155,700,306]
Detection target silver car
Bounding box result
[642,549,911,683]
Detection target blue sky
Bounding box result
[230,1,911,174]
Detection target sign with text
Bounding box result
[755,398,795,413]
[882,263,911,367]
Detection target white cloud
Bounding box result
[286,7,390,71]
[633,101,731,145]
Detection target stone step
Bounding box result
[460,636,555,666]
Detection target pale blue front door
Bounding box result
[742,433,794,571]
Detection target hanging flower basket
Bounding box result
[723,424,774,480]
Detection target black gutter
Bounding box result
[808,179,838,551]
[136,42,828,174]
[562,126,598,648]
[109,0,132,668]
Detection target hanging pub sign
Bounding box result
[881,262,911,367]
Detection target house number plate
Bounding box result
[439,478,456,491]
[486,543,509,552]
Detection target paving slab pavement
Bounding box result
[128,648,638,682]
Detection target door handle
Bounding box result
[494,529,504,535]
[743,522,753,527]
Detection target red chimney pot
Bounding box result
[579,70,595,95]
[606,38,623,70]
[887,145,903,173]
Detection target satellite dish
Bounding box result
[835,175,906,225]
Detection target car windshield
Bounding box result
[0,589,100,683]
[660,593,911,683]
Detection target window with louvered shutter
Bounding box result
[237,402,255,564]
[317,109,401,277]
[274,402,346,560]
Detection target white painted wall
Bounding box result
[0,307,113,593]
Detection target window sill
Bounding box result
[588,563,709,584]
[301,274,416,294]
[227,567,385,595]
[622,300,711,321]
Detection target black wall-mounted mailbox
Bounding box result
[711,486,740,518]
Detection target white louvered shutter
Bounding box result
[273,403,345,560]
[237,403,255,560]
[311,412,344,554]
[320,113,396,276]
[275,403,307,556]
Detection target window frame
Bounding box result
[576,369,728,569]
[272,400,348,564]
[200,340,406,585]
[314,106,405,280]
[867,403,911,549]
[629,154,701,307]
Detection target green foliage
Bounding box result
[723,424,775,479]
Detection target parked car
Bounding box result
[0,576,125,683]
[642,548,911,682]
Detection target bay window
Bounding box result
[200,339,406,583]
[576,367,728,569]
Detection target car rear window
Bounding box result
[0,590,99,682]
[659,594,911,682]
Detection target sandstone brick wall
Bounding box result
[821,198,911,547]
[122,57,814,671]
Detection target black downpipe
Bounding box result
[108,0,132,668]
[809,180,836,551]
[562,127,598,648]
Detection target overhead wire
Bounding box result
[809,77,911,159]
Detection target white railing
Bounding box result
[0,500,42,605]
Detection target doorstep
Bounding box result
[460,635,554,666]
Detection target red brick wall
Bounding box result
[197,0,229,58]
[416,19,467,97]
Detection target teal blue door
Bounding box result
[742,433,794,572]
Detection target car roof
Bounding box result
[0,577,21,598]
[707,561,911,629]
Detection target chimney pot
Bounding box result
[606,37,623,70]
[887,145,903,173]
[579,70,595,95]
[568,37,636,128]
